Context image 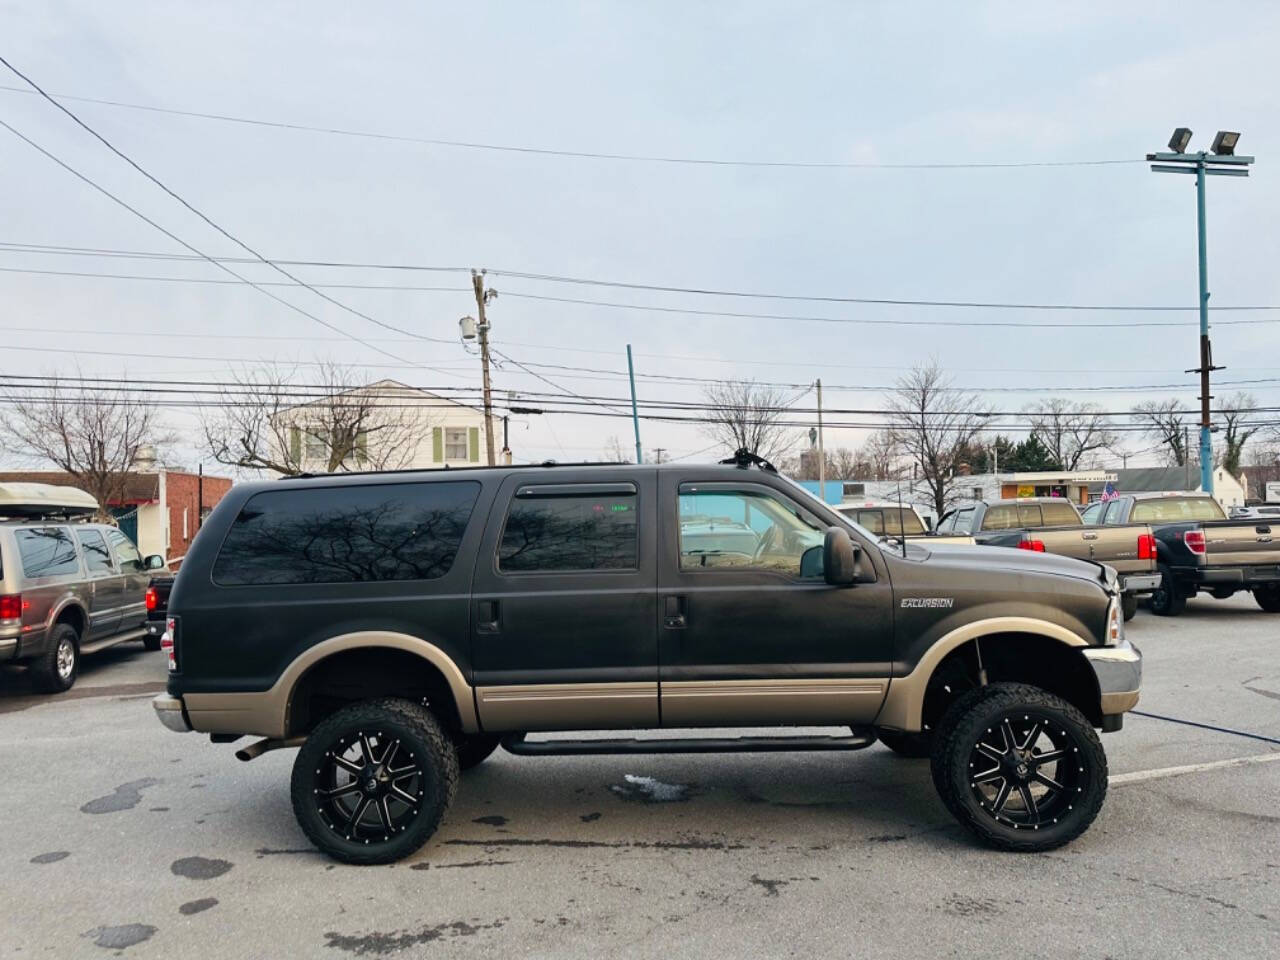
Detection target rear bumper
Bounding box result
[1120,573,1161,594]
[0,634,16,660]
[1083,638,1142,716]
[152,694,192,733]
[1177,565,1280,587]
[144,618,166,639]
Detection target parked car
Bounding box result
[833,500,975,545]
[1092,492,1280,615]
[0,482,166,691]
[154,454,1140,864]
[935,498,1159,619]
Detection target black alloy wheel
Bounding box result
[932,683,1107,852]
[1149,563,1185,617]
[1253,584,1280,613]
[291,698,458,864]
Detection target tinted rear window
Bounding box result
[213,481,480,586]
[1040,501,1080,526]
[76,529,114,573]
[15,527,80,578]
[1131,498,1227,523]
[499,488,638,572]
[981,505,1021,530]
[854,508,925,536]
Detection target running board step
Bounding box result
[80,628,148,656]
[501,730,876,756]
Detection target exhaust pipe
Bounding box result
[235,736,305,762]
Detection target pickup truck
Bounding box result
[833,500,975,546]
[1089,492,1280,615]
[145,575,174,644]
[935,498,1159,619]
[153,453,1140,863]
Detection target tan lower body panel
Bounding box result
[476,682,658,732]
[1100,690,1140,714]
[185,691,287,738]
[660,678,888,727]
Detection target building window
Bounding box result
[182,508,189,540]
[972,487,984,500]
[303,429,328,461]
[445,427,468,461]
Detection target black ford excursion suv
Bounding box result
[153,454,1141,863]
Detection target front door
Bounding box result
[106,529,149,632]
[470,472,658,732]
[658,474,895,727]
[75,528,122,639]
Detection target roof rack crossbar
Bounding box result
[719,448,778,473]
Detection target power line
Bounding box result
[0,56,459,362]
[0,83,1144,171]
[4,240,1279,314]
[6,260,1280,331]
[0,117,461,378]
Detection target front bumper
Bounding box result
[152,694,192,733]
[1120,573,1161,594]
[1084,638,1142,715]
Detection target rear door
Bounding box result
[470,471,659,731]
[75,528,122,638]
[657,473,894,727]
[106,529,149,632]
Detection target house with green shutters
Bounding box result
[277,379,490,474]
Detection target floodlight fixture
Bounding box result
[1211,130,1240,156]
[1168,127,1193,153]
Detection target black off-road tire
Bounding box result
[454,733,501,771]
[30,623,80,693]
[142,631,163,652]
[930,682,1107,853]
[876,729,934,758]
[290,698,459,865]
[1149,563,1186,617]
[1253,584,1280,613]
[1121,594,1138,621]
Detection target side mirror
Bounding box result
[823,527,858,586]
[144,554,165,570]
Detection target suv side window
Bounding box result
[1100,500,1124,524]
[15,527,80,578]
[678,485,826,577]
[77,529,114,574]
[213,481,480,585]
[499,484,638,573]
[981,505,1019,530]
[107,529,144,573]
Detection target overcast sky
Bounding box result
[3,1,1279,473]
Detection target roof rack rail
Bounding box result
[284,460,635,481]
[719,448,777,473]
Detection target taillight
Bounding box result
[145,588,157,612]
[161,616,177,671]
[1183,530,1207,555]
[1018,537,1046,552]
[1137,533,1157,560]
[0,594,21,620]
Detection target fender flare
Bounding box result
[875,617,1089,733]
[47,596,88,636]
[183,631,478,738]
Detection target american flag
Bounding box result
[1101,481,1118,501]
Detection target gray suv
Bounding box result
[0,521,164,692]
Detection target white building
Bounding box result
[274,380,493,474]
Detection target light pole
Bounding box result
[1148,129,1253,495]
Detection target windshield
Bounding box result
[838,506,926,536]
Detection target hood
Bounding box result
[908,542,1113,588]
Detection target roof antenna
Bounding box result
[895,480,908,558]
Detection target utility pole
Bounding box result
[501,415,512,465]
[816,379,825,499]
[653,447,667,464]
[626,344,643,465]
[471,270,497,467]
[1148,129,1253,496]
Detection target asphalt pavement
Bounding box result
[2,594,1277,958]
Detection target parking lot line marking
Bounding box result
[1110,752,1280,787]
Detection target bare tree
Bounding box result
[1132,399,1187,466]
[861,429,905,479]
[700,379,798,464]
[1025,399,1117,470]
[0,372,170,517]
[886,361,990,518]
[600,435,631,463]
[201,363,425,476]
[1218,391,1259,478]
